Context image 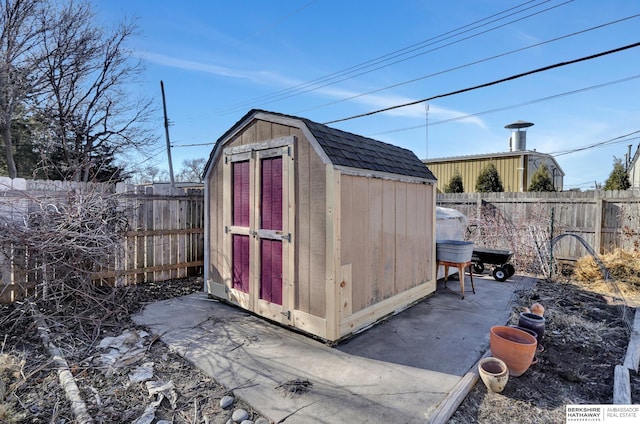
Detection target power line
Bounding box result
[254,1,575,114]
[368,74,640,136]
[550,131,640,157]
[322,41,640,125]
[172,142,215,148]
[297,13,640,114]
[215,0,569,114]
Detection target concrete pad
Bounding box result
[133,273,536,423]
[339,274,534,376]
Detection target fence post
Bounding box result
[594,193,603,255]
[549,207,554,280]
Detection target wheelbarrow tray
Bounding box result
[472,247,513,265]
[471,247,515,282]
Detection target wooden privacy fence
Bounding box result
[437,190,640,265]
[0,178,204,303]
[98,188,205,285]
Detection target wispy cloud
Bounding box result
[138,50,485,128]
[137,51,297,86]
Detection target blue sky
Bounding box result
[97,0,640,189]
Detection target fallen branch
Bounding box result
[28,301,94,424]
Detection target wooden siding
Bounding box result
[340,175,435,314]
[294,127,328,318]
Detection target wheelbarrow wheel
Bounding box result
[503,263,515,277]
[472,262,485,274]
[493,267,508,282]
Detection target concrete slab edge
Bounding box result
[426,351,490,424]
[623,308,640,371]
[614,308,639,404]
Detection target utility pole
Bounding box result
[161,80,175,189]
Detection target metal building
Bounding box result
[424,121,564,192]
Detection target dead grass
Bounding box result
[0,353,27,423]
[574,248,640,284]
[572,248,640,306]
[451,393,565,424]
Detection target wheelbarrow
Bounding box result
[471,247,515,282]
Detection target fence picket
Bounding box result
[438,190,640,262]
[0,179,204,303]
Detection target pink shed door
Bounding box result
[232,161,250,293]
[259,157,283,305]
[227,146,291,318]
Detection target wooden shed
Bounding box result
[203,109,438,342]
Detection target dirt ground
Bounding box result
[450,276,640,424]
[0,277,258,424]
[1,274,638,423]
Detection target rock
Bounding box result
[240,421,254,424]
[232,408,249,422]
[220,395,235,409]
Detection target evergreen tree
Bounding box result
[603,157,631,191]
[444,170,464,193]
[0,109,40,178]
[475,163,504,192]
[529,163,556,192]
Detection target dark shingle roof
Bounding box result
[302,119,435,180]
[209,109,436,181]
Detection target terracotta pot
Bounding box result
[478,357,509,393]
[489,326,537,377]
[518,312,546,343]
[510,325,537,340]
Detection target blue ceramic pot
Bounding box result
[518,312,545,343]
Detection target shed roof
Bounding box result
[207,109,436,181]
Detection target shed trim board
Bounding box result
[334,165,436,184]
[204,110,437,342]
[253,111,332,165]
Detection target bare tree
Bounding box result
[37,1,156,182]
[0,0,46,178]
[176,157,206,182]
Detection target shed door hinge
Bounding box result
[282,233,291,242]
[281,310,291,320]
[224,225,229,234]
